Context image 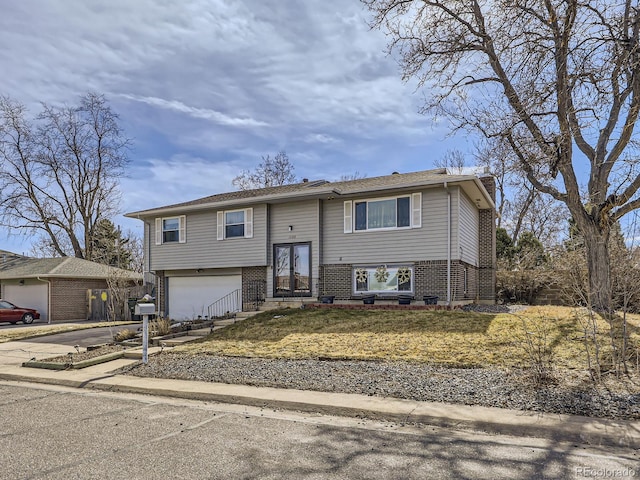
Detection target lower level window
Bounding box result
[354,265,413,294]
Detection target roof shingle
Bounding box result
[125,168,491,217]
[0,257,142,280]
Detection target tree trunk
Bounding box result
[581,221,612,312]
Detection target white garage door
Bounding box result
[168,275,242,320]
[4,283,49,322]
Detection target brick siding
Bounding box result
[50,278,108,322]
[320,261,478,303]
[242,266,267,311]
[155,270,166,317]
[319,264,353,300]
[479,176,497,302]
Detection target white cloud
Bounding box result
[120,94,269,127]
[0,0,460,253]
[121,155,240,213]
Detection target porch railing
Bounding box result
[247,280,266,311]
[207,289,242,319]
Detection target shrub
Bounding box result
[114,328,138,342]
[496,264,554,304]
[149,317,172,337]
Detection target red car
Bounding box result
[0,299,40,324]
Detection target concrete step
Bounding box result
[187,328,212,336]
[212,318,238,327]
[160,335,206,347]
[259,298,317,311]
[123,346,164,359]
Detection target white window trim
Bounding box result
[346,193,419,233]
[217,207,254,240]
[352,265,414,295]
[155,215,186,245]
[343,201,353,234]
[411,192,422,229]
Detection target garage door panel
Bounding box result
[4,284,48,321]
[168,276,241,320]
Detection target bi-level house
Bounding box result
[126,169,496,320]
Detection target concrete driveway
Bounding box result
[19,324,141,347]
[0,323,140,365]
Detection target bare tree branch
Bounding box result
[0,92,129,260]
[232,151,296,190]
[363,0,640,310]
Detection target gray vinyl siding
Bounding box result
[142,220,155,284]
[459,190,480,266]
[143,220,151,274]
[267,200,321,296]
[322,187,452,264]
[146,204,267,271]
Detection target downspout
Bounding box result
[37,276,52,324]
[444,183,452,306]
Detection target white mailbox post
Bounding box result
[134,303,156,364]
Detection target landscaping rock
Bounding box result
[122,354,640,420]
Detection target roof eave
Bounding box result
[125,187,341,218]
[337,176,496,210]
[125,175,497,219]
[0,273,142,280]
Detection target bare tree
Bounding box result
[363,0,640,311]
[29,236,73,258]
[123,231,144,274]
[339,171,367,181]
[434,149,467,174]
[0,92,129,260]
[232,151,296,190]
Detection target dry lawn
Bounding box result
[0,321,137,344]
[176,306,640,369]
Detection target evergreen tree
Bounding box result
[90,219,132,269]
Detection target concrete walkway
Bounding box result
[0,335,639,450]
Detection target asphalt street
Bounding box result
[1,382,638,480]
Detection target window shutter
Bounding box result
[155,218,162,245]
[178,215,186,243]
[344,201,353,233]
[217,211,224,240]
[411,193,422,228]
[244,208,253,238]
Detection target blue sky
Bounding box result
[0,0,476,254]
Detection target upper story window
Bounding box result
[217,208,253,240]
[344,193,421,233]
[355,196,410,230]
[163,218,180,242]
[155,215,186,245]
[225,211,245,238]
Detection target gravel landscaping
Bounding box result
[122,353,640,420]
[40,345,125,364]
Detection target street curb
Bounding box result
[2,368,639,449]
[91,377,640,449]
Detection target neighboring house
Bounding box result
[0,254,142,322]
[126,169,496,320]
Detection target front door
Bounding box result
[274,243,311,296]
